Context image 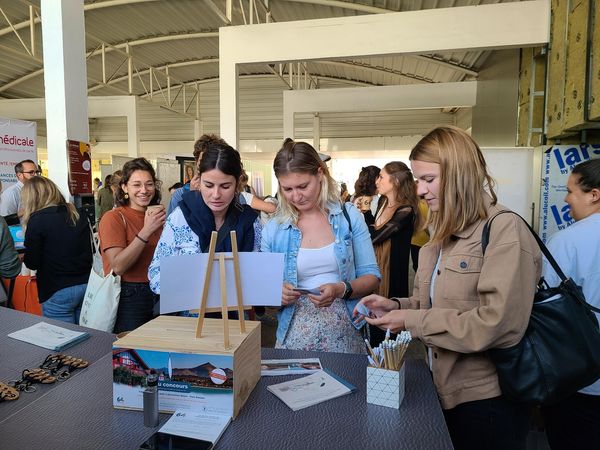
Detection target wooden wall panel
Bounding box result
[563,0,590,130]
[546,0,569,138]
[589,0,600,121]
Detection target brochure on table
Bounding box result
[267,369,357,411]
[261,358,322,376]
[8,322,90,351]
[160,410,231,445]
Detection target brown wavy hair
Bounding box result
[115,158,162,206]
[378,161,423,230]
[409,125,496,243]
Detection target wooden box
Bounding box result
[112,315,261,418]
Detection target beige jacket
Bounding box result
[400,199,541,410]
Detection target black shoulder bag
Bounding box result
[483,211,600,406]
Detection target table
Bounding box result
[0,308,453,450]
[0,307,116,417]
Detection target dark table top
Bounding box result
[0,308,452,450]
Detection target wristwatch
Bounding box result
[341,281,354,300]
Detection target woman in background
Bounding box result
[184,165,194,184]
[22,177,92,323]
[238,170,277,215]
[355,126,541,450]
[262,140,380,353]
[353,165,380,219]
[540,158,600,450]
[99,158,165,333]
[367,161,421,345]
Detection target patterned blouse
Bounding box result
[148,207,262,294]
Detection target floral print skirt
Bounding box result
[276,296,365,354]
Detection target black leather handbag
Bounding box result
[482,211,600,406]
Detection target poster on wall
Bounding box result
[0,117,37,189]
[539,144,600,242]
[67,139,92,195]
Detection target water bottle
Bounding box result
[143,373,159,427]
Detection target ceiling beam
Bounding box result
[274,0,393,14]
[0,31,218,94]
[0,0,161,38]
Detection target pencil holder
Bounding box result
[366,364,405,409]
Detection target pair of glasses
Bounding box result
[21,170,41,175]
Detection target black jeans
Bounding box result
[541,392,600,450]
[114,281,158,334]
[443,396,530,450]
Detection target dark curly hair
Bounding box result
[115,158,162,206]
[193,134,227,162]
[354,165,380,197]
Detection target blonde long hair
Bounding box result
[272,140,339,223]
[409,126,497,243]
[21,176,79,226]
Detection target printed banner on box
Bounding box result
[113,347,234,416]
[0,117,37,188]
[539,145,600,242]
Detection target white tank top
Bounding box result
[296,242,340,290]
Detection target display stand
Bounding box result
[196,231,246,348]
[113,230,261,418]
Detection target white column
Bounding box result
[41,0,89,199]
[194,119,203,140]
[126,95,140,157]
[313,114,320,152]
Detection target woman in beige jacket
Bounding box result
[355,126,541,450]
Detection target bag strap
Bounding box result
[482,210,600,314]
[342,202,352,233]
[87,218,99,254]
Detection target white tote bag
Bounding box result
[79,222,121,332]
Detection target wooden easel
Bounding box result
[195,231,247,348]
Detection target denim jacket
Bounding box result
[261,201,381,343]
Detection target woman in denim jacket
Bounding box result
[261,140,380,353]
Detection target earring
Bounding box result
[124,193,129,199]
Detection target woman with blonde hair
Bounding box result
[366,161,421,345]
[22,177,92,323]
[355,126,541,450]
[262,140,380,353]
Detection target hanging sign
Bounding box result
[67,139,92,195]
[0,117,37,188]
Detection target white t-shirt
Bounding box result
[543,212,600,396]
[296,243,340,290]
[0,181,23,216]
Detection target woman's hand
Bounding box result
[307,282,343,308]
[364,310,407,334]
[140,205,166,239]
[282,282,301,306]
[353,294,398,321]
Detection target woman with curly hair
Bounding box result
[98,158,165,332]
[353,165,380,218]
